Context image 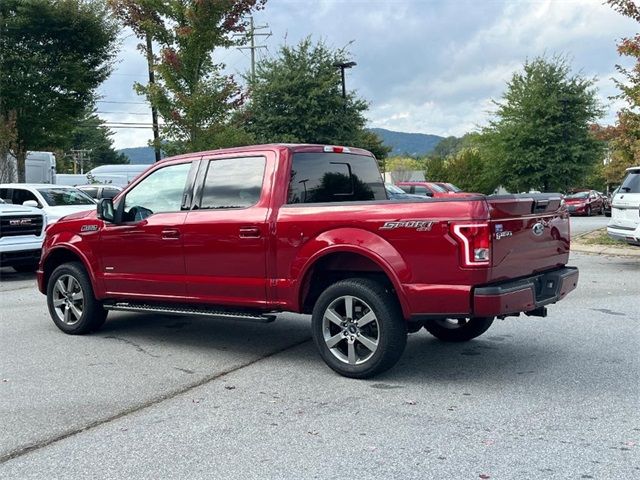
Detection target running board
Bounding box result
[103,301,276,323]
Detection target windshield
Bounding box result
[428,183,447,193]
[37,188,95,206]
[385,184,406,194]
[446,183,462,192]
[619,170,640,194]
[565,192,589,199]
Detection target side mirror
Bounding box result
[425,192,434,198]
[23,200,39,208]
[97,198,115,223]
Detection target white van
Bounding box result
[86,164,149,187]
[608,166,640,245]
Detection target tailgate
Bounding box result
[487,194,570,282]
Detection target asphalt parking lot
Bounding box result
[0,216,637,479]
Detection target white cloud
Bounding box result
[101,0,637,149]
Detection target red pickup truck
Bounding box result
[37,144,578,378]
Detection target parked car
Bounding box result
[385,183,424,200]
[603,189,616,217]
[0,201,46,272]
[396,181,450,197]
[563,190,604,216]
[0,184,96,224]
[38,144,578,378]
[434,182,462,193]
[76,184,122,200]
[608,166,640,245]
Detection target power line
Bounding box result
[236,16,271,82]
[97,100,149,105]
[97,111,153,115]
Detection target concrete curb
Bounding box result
[571,228,640,257]
[571,242,640,257]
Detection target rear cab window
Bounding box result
[287,152,386,204]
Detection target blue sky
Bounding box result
[98,0,637,149]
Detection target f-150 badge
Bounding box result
[81,224,99,232]
[380,220,434,232]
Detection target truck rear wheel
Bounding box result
[424,317,494,342]
[311,278,407,379]
[47,262,107,334]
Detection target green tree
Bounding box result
[482,56,604,192]
[109,0,266,156]
[601,0,640,185]
[0,0,119,181]
[243,38,389,159]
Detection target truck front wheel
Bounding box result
[424,317,494,342]
[311,278,407,379]
[47,262,107,334]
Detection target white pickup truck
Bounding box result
[0,199,46,272]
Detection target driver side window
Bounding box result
[122,163,191,222]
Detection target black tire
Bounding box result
[13,263,38,273]
[47,262,107,334]
[605,211,611,218]
[586,205,592,216]
[424,317,494,342]
[311,278,407,379]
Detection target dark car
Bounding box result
[603,188,618,217]
[76,184,122,201]
[564,190,604,216]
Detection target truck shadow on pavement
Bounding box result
[97,311,561,385]
[0,268,36,283]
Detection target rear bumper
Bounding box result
[607,225,640,245]
[473,267,579,317]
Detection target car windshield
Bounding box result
[619,170,640,193]
[565,192,589,199]
[385,184,406,194]
[446,183,462,192]
[37,188,94,206]
[428,183,447,193]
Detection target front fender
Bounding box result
[40,231,103,297]
[292,228,411,317]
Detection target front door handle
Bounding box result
[161,229,180,240]
[239,227,261,238]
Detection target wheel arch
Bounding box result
[42,246,100,297]
[295,229,411,319]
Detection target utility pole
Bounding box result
[237,16,271,82]
[145,33,161,163]
[333,61,357,99]
[70,149,92,174]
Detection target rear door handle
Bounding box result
[161,229,180,240]
[239,227,261,238]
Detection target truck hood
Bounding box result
[45,205,96,223]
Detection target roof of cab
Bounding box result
[156,143,375,165]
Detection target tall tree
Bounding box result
[602,0,640,184]
[242,38,390,160]
[109,0,266,156]
[482,56,604,192]
[0,0,119,181]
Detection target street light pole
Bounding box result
[333,61,357,99]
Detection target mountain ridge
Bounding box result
[116,128,444,163]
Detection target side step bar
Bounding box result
[103,301,276,323]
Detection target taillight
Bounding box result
[450,223,491,267]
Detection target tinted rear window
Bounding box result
[288,153,385,204]
[620,171,640,194]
